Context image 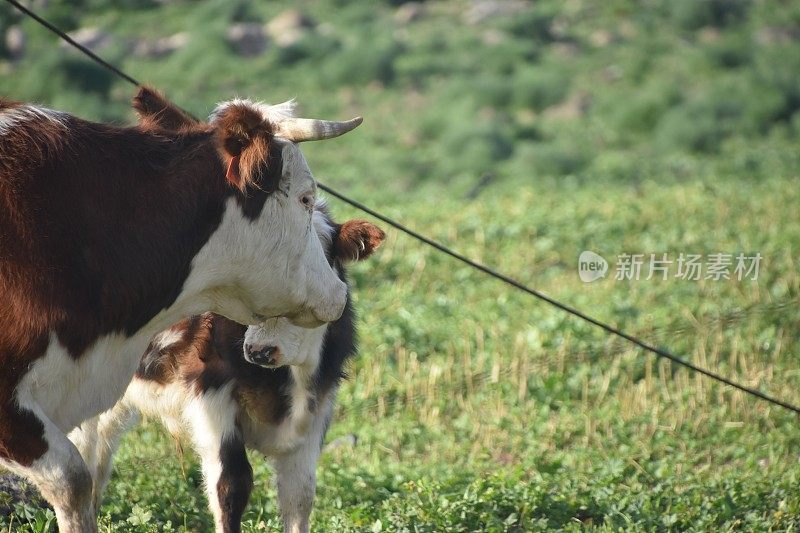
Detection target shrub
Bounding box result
[513,66,570,112]
[517,138,592,177]
[704,32,752,68]
[439,121,515,177]
[323,37,403,85]
[669,0,751,31]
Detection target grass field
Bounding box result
[1,0,799,530]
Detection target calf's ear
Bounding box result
[335,220,386,262]
[212,102,275,191]
[133,86,198,131]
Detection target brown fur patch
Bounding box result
[0,332,49,465]
[0,98,20,112]
[335,220,386,262]
[136,316,210,386]
[213,104,276,192]
[132,86,199,131]
[216,435,253,532]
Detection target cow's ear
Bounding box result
[212,102,273,191]
[133,86,198,131]
[336,220,386,262]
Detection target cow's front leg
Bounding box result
[187,384,253,533]
[0,398,96,533]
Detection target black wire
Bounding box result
[318,184,800,416]
[4,0,141,87]
[6,0,799,416]
[3,0,199,121]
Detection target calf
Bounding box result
[0,88,361,532]
[82,207,384,533]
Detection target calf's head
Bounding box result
[243,215,385,368]
[134,88,362,326]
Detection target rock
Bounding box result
[132,32,189,59]
[756,26,800,46]
[394,2,426,25]
[482,29,505,45]
[617,19,637,39]
[601,65,623,83]
[463,0,531,26]
[697,26,721,44]
[549,17,569,39]
[324,434,358,452]
[552,42,580,59]
[5,25,25,60]
[588,29,614,48]
[266,9,315,48]
[542,91,591,121]
[227,23,268,57]
[62,27,114,51]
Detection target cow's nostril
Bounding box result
[247,345,279,366]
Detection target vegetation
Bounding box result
[1,0,799,530]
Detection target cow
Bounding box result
[0,87,362,532]
[78,206,385,533]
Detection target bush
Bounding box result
[603,84,682,143]
[61,58,115,96]
[513,66,569,111]
[518,138,592,177]
[704,32,752,68]
[669,0,751,31]
[501,5,559,42]
[323,37,403,86]
[655,96,740,153]
[750,46,800,128]
[439,120,514,177]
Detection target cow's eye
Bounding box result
[300,192,315,210]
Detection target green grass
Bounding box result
[2,0,800,530]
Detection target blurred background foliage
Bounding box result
[1,0,799,196]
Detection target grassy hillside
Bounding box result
[1,0,799,531]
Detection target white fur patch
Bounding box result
[208,98,297,126]
[0,104,68,135]
[153,328,184,351]
[184,382,239,532]
[311,201,334,252]
[16,332,149,433]
[273,393,335,533]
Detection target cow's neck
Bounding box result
[58,128,233,356]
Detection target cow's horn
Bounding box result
[273,117,363,142]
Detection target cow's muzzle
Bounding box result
[289,278,347,328]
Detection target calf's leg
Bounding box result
[187,384,253,533]
[71,401,140,512]
[273,398,334,533]
[273,448,317,533]
[214,435,253,533]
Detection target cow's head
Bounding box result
[133,88,362,327]
[242,213,385,368]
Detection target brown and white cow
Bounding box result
[79,206,384,533]
[0,88,361,532]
